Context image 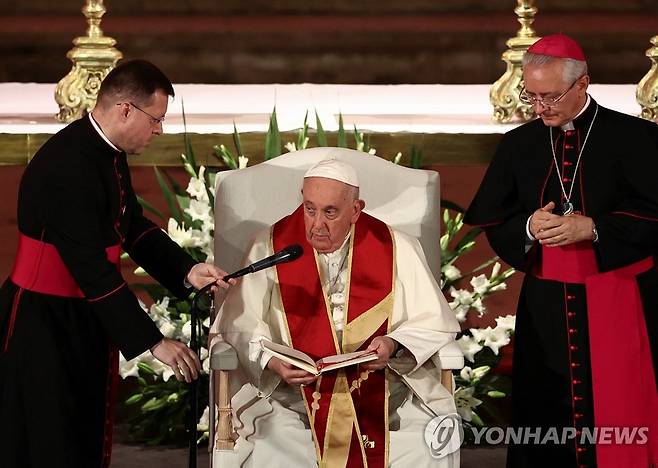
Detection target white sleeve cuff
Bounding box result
[525,215,535,241]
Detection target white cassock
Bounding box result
[210,226,461,468]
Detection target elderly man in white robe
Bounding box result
[211,159,461,468]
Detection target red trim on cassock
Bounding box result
[610,210,658,222]
[2,288,24,353]
[87,283,127,303]
[127,225,160,250]
[534,245,658,468]
[10,233,121,298]
[101,346,119,468]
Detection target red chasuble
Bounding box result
[273,205,394,468]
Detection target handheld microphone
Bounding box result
[223,244,304,281]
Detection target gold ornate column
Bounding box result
[55,0,122,123]
[490,1,540,123]
[637,35,658,122]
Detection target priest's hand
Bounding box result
[362,336,397,371]
[267,357,318,386]
[529,202,559,238]
[150,337,202,383]
[186,263,236,291]
[535,213,596,246]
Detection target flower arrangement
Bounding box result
[119,109,515,445]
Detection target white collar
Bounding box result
[561,94,591,131]
[319,232,351,259]
[88,113,121,152]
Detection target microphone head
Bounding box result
[279,244,303,263]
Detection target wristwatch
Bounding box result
[592,225,599,243]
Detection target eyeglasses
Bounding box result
[519,77,582,109]
[117,102,166,125]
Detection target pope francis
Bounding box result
[211,158,461,468]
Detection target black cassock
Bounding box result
[0,116,196,468]
[465,99,658,468]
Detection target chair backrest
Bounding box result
[214,147,442,283]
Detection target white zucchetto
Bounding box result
[303,158,359,188]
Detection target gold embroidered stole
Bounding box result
[273,205,395,468]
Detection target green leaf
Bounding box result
[154,167,181,222]
[353,124,363,151]
[410,143,423,169]
[163,169,186,196]
[454,227,483,252]
[136,195,164,220]
[125,394,144,405]
[232,122,244,157]
[181,100,197,171]
[213,144,237,170]
[464,257,500,278]
[264,106,281,160]
[175,194,190,212]
[297,111,309,150]
[337,113,347,148]
[315,109,327,146]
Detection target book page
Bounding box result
[317,350,377,373]
[260,339,318,374]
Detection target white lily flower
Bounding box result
[185,199,213,224]
[182,321,191,343]
[158,320,177,338]
[471,326,510,355]
[450,287,474,305]
[454,386,483,422]
[167,219,197,248]
[472,297,485,316]
[368,148,377,155]
[452,303,470,322]
[457,335,483,362]
[470,274,491,295]
[459,366,473,381]
[285,142,297,152]
[119,351,146,378]
[186,166,208,202]
[197,406,210,431]
[491,262,501,278]
[443,264,461,281]
[238,156,249,169]
[149,297,171,321]
[495,314,516,333]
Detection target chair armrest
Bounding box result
[436,341,464,370]
[211,341,239,371]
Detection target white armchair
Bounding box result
[209,147,463,466]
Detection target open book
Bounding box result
[261,339,377,376]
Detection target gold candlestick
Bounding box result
[55,0,122,123]
[637,35,658,122]
[490,0,540,124]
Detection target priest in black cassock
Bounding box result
[0,60,233,468]
[465,35,658,468]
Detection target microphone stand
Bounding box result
[189,281,214,468]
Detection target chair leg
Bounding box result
[215,370,235,451]
[440,369,453,394]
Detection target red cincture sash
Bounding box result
[273,206,394,468]
[10,233,121,297]
[536,243,658,468]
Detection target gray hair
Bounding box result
[522,53,588,84]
